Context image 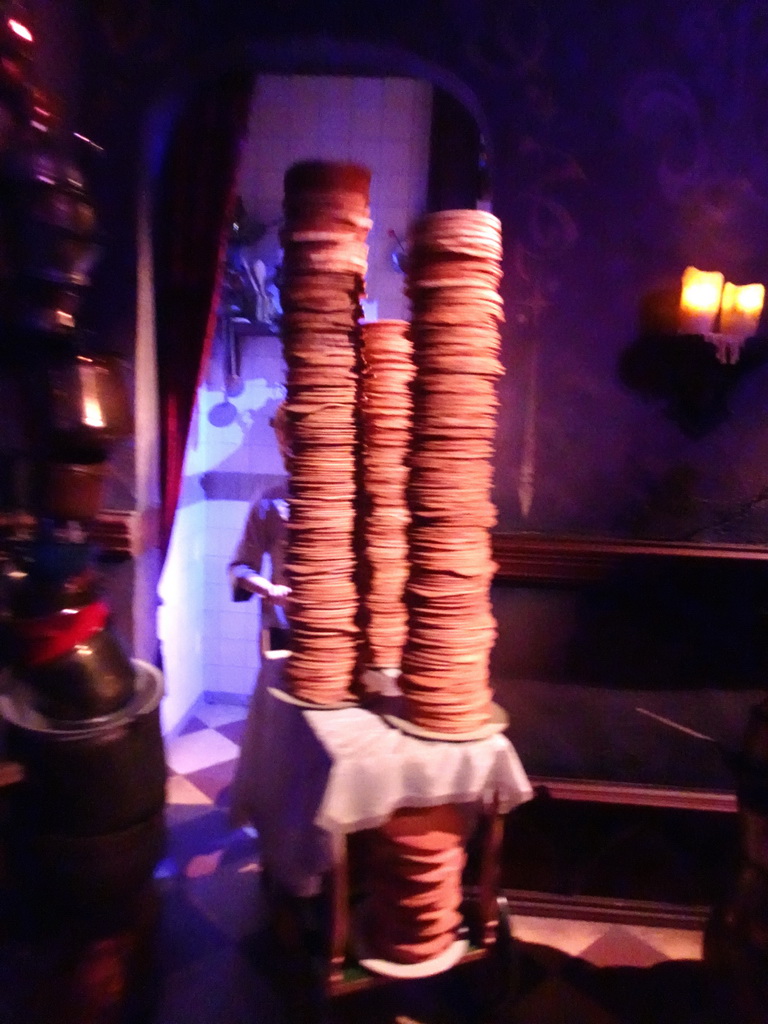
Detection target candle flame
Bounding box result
[679,266,724,333]
[683,280,718,308]
[719,281,765,342]
[680,268,724,315]
[734,283,765,316]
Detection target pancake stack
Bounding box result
[400,210,505,736]
[360,319,415,670]
[363,804,467,965]
[279,161,372,705]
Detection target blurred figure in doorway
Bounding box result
[228,401,291,826]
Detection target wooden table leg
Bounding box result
[477,794,504,947]
[326,830,349,990]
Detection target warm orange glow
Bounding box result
[81,364,105,428]
[83,397,105,429]
[684,280,719,308]
[678,266,724,333]
[720,281,765,338]
[8,18,33,43]
[734,283,764,316]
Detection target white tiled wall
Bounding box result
[157,498,207,732]
[200,336,286,698]
[161,74,433,712]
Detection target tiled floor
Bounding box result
[1,692,745,1023]
[150,695,718,1023]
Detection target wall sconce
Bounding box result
[678,266,765,365]
[620,268,768,437]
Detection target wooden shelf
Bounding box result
[0,509,153,561]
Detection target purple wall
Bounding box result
[77,0,768,547]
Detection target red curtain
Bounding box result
[153,68,254,557]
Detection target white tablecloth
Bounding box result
[231,659,533,896]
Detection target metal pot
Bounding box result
[19,623,137,722]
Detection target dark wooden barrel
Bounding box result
[1,662,167,917]
[7,810,166,918]
[2,660,166,835]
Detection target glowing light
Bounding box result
[677,269,765,363]
[8,18,33,42]
[81,364,105,428]
[83,397,105,428]
[678,266,724,334]
[734,283,764,317]
[684,280,719,308]
[73,132,105,153]
[720,281,765,339]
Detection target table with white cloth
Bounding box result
[237,659,533,901]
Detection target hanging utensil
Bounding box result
[225,314,246,397]
[208,315,239,427]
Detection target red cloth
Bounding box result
[14,600,110,665]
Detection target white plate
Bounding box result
[267,686,358,711]
[352,927,469,979]
[382,701,508,742]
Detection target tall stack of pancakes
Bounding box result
[279,161,372,705]
[363,804,467,965]
[400,210,505,736]
[360,320,415,669]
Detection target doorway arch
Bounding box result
[137,36,492,730]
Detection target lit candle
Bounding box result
[719,281,765,341]
[678,266,724,334]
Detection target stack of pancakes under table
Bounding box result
[279,161,372,705]
[360,319,414,670]
[363,803,468,965]
[398,209,505,738]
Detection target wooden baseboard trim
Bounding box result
[203,690,250,707]
[0,760,24,787]
[528,777,737,813]
[492,887,709,930]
